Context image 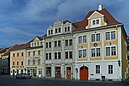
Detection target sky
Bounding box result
[0,0,129,48]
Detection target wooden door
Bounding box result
[80,66,88,80]
[66,67,71,80]
[55,67,61,79]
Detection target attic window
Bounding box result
[91,18,101,27]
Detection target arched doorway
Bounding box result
[80,66,88,80]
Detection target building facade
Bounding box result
[8,5,129,81]
[43,20,75,80]
[73,5,129,81]
[26,36,44,77]
[10,44,28,76]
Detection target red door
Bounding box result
[80,66,88,80]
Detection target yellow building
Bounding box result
[73,5,129,81]
[10,44,29,76]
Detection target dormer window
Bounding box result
[91,18,101,28]
[65,26,70,32]
[92,19,100,26]
[55,28,57,33]
[48,30,53,35]
[58,28,61,33]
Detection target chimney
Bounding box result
[98,4,103,11]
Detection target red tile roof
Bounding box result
[73,8,121,31]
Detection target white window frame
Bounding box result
[54,51,61,59]
[91,33,100,42]
[105,45,117,57]
[78,35,87,44]
[96,65,100,74]
[65,50,73,59]
[78,48,87,58]
[105,31,116,40]
[91,18,101,28]
[108,65,113,74]
[91,47,101,57]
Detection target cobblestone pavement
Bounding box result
[0,75,129,86]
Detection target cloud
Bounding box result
[0,0,129,48]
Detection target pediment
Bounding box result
[88,11,104,20]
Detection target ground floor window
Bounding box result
[96,65,100,74]
[38,70,42,74]
[46,67,51,77]
[108,65,113,74]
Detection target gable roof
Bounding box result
[73,8,121,31]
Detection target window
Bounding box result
[65,52,68,59]
[13,53,15,57]
[65,27,67,32]
[111,46,116,56]
[38,50,40,55]
[96,33,100,41]
[54,41,57,47]
[92,19,100,25]
[28,52,30,57]
[13,62,15,65]
[96,48,100,57]
[58,52,61,59]
[91,33,100,42]
[21,61,23,65]
[93,20,95,25]
[55,52,57,59]
[49,53,51,60]
[55,28,57,33]
[78,36,82,43]
[38,59,40,65]
[33,51,35,56]
[49,42,51,48]
[106,46,116,56]
[46,42,48,48]
[65,26,70,32]
[91,48,95,57]
[96,19,99,24]
[106,32,110,40]
[83,49,86,57]
[46,53,51,60]
[58,40,61,47]
[33,60,35,65]
[28,60,30,65]
[46,67,51,77]
[65,40,68,46]
[78,49,86,58]
[46,53,48,60]
[83,35,86,43]
[21,52,23,56]
[65,51,72,59]
[108,65,113,74]
[17,53,19,57]
[55,52,61,59]
[96,65,100,74]
[51,30,53,34]
[91,48,100,57]
[58,28,61,33]
[69,39,72,46]
[91,34,95,42]
[111,31,115,39]
[78,35,86,44]
[48,30,51,35]
[17,61,19,65]
[69,51,72,59]
[79,50,82,58]
[106,31,116,40]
